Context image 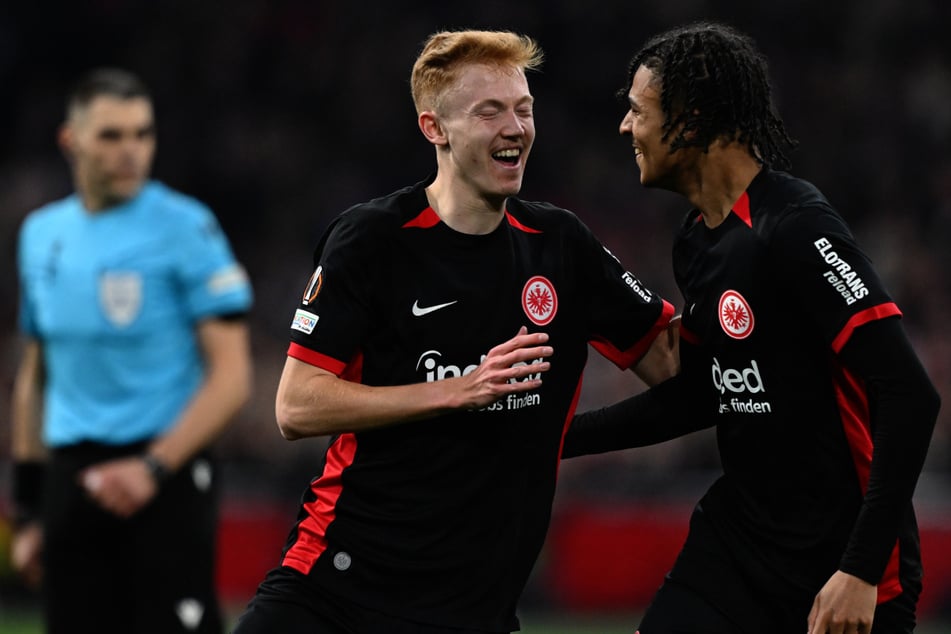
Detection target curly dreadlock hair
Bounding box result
[624,22,797,169]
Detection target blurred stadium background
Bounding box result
[1,0,950,630]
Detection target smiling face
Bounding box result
[60,95,156,211]
[424,63,535,208]
[619,64,690,191]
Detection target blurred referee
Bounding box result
[10,68,253,633]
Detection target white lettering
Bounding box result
[621,271,653,303]
[712,357,766,395]
[712,358,771,415]
[416,350,544,385]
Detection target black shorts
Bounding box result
[638,572,917,634]
[644,504,920,634]
[232,567,502,634]
[43,441,223,634]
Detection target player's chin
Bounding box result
[109,179,146,201]
[496,172,525,196]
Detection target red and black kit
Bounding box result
[566,168,938,634]
[250,174,673,633]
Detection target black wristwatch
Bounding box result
[141,454,171,486]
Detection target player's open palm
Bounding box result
[807,570,876,634]
[457,326,552,410]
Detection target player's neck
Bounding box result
[685,145,762,229]
[425,176,506,235]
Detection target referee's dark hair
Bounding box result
[67,67,151,120]
[623,21,797,169]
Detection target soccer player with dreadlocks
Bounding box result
[563,22,939,634]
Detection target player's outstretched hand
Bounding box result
[455,326,552,411]
[807,570,876,634]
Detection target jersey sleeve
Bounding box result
[16,215,40,338]
[173,205,253,320]
[287,212,377,375]
[770,206,900,352]
[575,221,675,369]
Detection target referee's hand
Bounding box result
[79,457,159,518]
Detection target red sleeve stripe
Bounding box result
[402,206,441,228]
[281,433,358,574]
[831,303,902,353]
[732,191,752,227]
[590,300,676,370]
[831,359,903,603]
[287,342,347,376]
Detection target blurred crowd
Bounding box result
[1,0,949,504]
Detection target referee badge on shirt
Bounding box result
[99,271,143,327]
[718,289,754,339]
[522,275,557,326]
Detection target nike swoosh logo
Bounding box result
[412,300,458,316]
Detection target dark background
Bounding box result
[1,0,949,617]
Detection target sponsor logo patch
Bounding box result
[412,299,457,316]
[291,309,319,334]
[522,275,557,326]
[813,237,869,305]
[718,290,754,339]
[712,356,772,414]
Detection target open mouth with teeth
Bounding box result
[492,148,521,165]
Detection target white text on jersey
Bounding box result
[621,271,653,303]
[814,237,869,305]
[712,356,772,415]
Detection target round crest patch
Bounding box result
[333,551,352,571]
[522,276,557,326]
[718,290,754,339]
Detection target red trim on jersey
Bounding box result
[679,322,700,345]
[556,378,585,479]
[831,359,903,603]
[732,191,752,227]
[340,350,364,383]
[287,342,347,375]
[505,211,542,233]
[281,433,358,575]
[590,300,676,369]
[402,206,441,228]
[831,303,902,353]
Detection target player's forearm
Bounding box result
[275,374,459,439]
[837,318,940,583]
[277,328,551,439]
[147,320,252,472]
[147,364,251,471]
[11,340,46,462]
[563,375,711,458]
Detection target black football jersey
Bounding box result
[281,175,673,631]
[669,168,919,628]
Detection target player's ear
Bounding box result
[418,111,447,147]
[57,123,77,163]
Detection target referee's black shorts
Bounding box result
[43,440,223,634]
